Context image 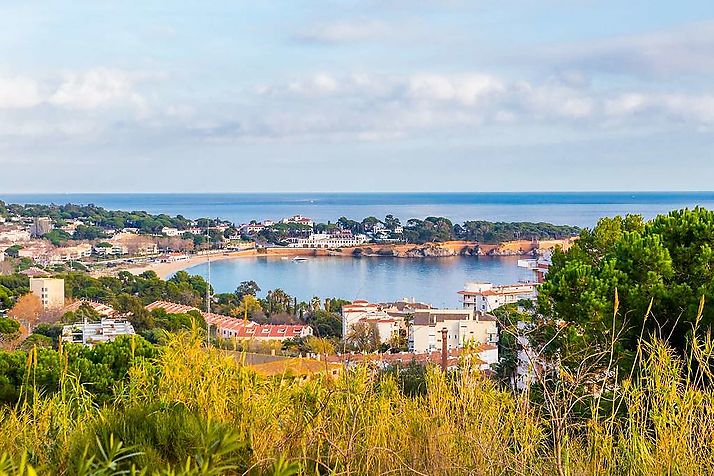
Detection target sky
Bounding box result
[1,0,713,193]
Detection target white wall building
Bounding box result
[29,277,65,309]
[61,318,136,346]
[288,232,368,249]
[281,215,314,227]
[459,282,538,312]
[408,309,499,366]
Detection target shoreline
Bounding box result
[117,238,574,279]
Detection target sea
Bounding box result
[3,192,713,305]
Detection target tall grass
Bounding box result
[1,328,713,475]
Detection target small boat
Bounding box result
[292,256,309,262]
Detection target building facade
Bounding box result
[29,277,65,309]
[61,318,136,346]
[408,308,499,365]
[459,282,538,312]
[287,232,368,248]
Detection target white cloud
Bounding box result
[296,20,389,44]
[0,76,42,109]
[49,68,147,111]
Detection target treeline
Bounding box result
[323,215,578,244]
[0,201,195,234]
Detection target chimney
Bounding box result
[441,327,448,372]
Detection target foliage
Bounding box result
[537,208,714,377]
[346,321,380,352]
[43,229,72,246]
[0,318,20,335]
[305,309,342,338]
[1,329,713,474]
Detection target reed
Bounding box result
[1,327,713,475]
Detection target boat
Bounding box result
[292,256,309,262]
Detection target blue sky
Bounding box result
[1,0,713,192]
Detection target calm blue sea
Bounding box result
[2,192,713,228]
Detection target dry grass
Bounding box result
[1,328,713,475]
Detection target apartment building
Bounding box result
[61,318,135,346]
[408,309,499,366]
[29,277,65,309]
[459,282,538,312]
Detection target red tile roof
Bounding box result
[145,301,312,340]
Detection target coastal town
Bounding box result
[0,200,567,384]
[0,201,576,279]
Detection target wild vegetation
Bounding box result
[0,327,713,474]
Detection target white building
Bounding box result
[408,308,499,367]
[288,232,368,249]
[241,223,265,234]
[281,215,314,227]
[161,227,181,237]
[29,277,65,309]
[61,318,136,346]
[459,282,538,312]
[48,243,93,264]
[518,256,551,283]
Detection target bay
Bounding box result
[185,255,533,308]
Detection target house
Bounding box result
[281,215,314,227]
[93,242,128,256]
[161,227,181,237]
[341,299,431,344]
[408,308,499,367]
[287,232,368,249]
[518,255,552,283]
[61,318,135,346]
[47,243,93,264]
[145,301,313,341]
[155,253,190,263]
[241,223,265,234]
[29,277,65,309]
[458,282,538,312]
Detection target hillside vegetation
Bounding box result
[0,328,712,475]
